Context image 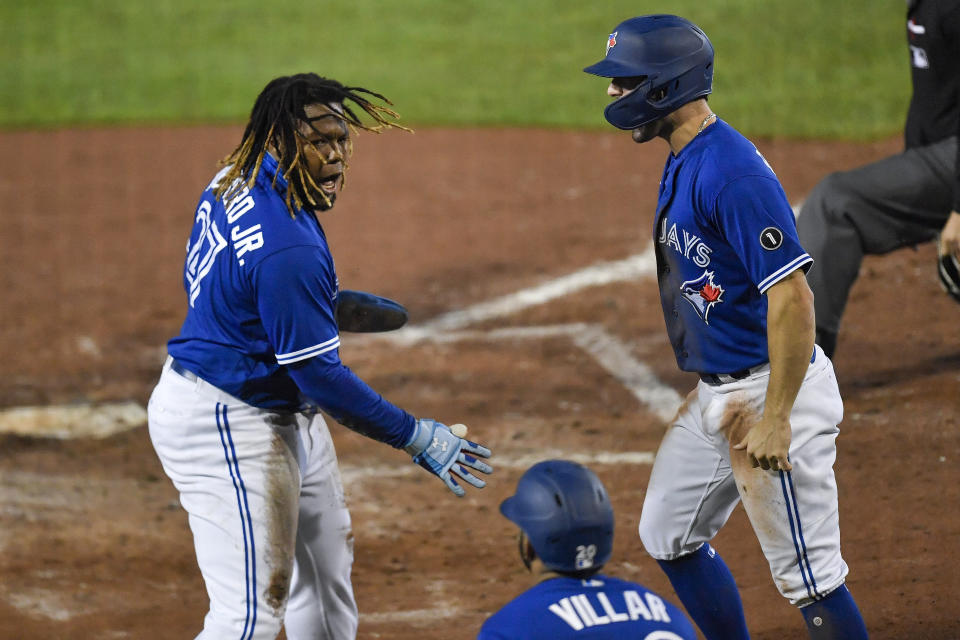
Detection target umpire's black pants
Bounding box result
[797,135,957,337]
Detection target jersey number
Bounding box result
[185,200,227,307]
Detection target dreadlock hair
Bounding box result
[215,73,410,217]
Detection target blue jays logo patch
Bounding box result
[606,31,617,55]
[681,270,724,324]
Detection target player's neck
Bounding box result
[527,559,563,584]
[665,100,716,155]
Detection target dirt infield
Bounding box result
[0,124,957,639]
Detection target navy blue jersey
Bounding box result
[478,575,696,640]
[654,119,812,374]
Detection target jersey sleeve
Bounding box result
[255,244,415,447]
[713,175,812,294]
[254,245,341,366]
[288,357,416,449]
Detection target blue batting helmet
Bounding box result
[500,460,614,573]
[583,14,714,130]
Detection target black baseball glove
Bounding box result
[335,290,409,332]
[937,252,960,304]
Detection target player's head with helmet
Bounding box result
[216,73,409,217]
[583,15,714,133]
[500,459,614,578]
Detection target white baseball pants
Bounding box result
[638,345,850,606]
[148,358,358,639]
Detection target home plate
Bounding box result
[0,402,146,439]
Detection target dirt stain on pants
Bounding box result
[263,424,299,616]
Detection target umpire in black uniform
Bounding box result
[798,0,960,358]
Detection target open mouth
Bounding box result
[318,172,342,194]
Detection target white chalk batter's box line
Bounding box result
[338,449,656,485]
[355,245,682,422]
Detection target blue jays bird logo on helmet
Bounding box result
[681,270,724,324]
[606,31,617,54]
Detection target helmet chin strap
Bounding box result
[518,530,535,571]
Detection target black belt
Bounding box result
[698,348,816,386]
[170,358,199,382]
[699,367,757,385]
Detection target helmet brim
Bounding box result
[583,58,645,79]
[499,495,524,524]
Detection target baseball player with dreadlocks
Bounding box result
[584,16,868,639]
[147,73,492,639]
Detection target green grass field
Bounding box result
[1,0,910,139]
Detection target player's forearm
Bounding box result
[287,358,416,448]
[764,272,815,421]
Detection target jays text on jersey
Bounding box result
[653,119,811,375]
[478,575,696,640]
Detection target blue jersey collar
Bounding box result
[258,152,289,192]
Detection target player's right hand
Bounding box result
[404,419,493,497]
[733,414,793,472]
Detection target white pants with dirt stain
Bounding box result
[148,358,357,639]
[638,345,850,607]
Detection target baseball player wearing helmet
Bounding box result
[147,73,492,640]
[584,16,869,639]
[478,460,697,640]
[797,0,960,358]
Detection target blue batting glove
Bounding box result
[404,419,493,497]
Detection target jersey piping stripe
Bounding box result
[779,469,822,602]
[276,336,340,365]
[758,254,813,294]
[216,403,258,638]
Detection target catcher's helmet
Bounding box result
[500,460,614,573]
[583,14,714,130]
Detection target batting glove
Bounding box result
[404,419,493,497]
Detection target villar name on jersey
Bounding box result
[547,583,675,632]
